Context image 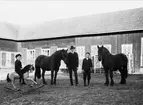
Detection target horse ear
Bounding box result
[102,45,104,48]
[97,45,99,49]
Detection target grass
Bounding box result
[0,73,143,105]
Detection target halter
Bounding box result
[60,49,68,64]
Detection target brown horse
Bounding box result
[97,45,128,86]
[34,49,68,85]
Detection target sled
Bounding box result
[4,87,22,92]
[30,84,44,90]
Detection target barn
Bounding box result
[0,8,143,75]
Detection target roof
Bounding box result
[0,22,19,40]
[0,8,143,41]
[18,8,143,40]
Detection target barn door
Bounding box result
[2,52,6,68]
[121,44,134,74]
[91,45,102,70]
[76,46,85,72]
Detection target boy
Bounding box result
[82,52,93,86]
[15,54,26,85]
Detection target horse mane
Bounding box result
[21,64,32,74]
[102,46,111,55]
[51,49,66,57]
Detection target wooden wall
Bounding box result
[20,38,75,49]
[75,32,143,73]
[0,39,17,51]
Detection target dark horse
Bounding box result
[97,45,128,86]
[34,49,68,85]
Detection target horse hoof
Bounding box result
[110,83,114,86]
[120,82,126,85]
[120,81,126,84]
[43,82,47,85]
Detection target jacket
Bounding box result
[67,52,79,69]
[82,58,92,70]
[15,60,22,73]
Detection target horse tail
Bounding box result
[35,66,41,79]
[6,73,11,82]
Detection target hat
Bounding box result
[70,46,75,50]
[15,54,21,58]
[86,52,90,55]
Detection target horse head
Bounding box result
[60,49,68,65]
[21,64,35,74]
[29,64,35,73]
[97,45,103,61]
[97,45,110,61]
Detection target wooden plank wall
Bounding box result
[75,32,143,73]
[0,39,17,51]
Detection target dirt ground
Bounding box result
[0,73,143,105]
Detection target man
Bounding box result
[67,46,79,86]
[15,54,26,85]
[82,52,93,86]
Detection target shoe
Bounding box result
[22,82,27,85]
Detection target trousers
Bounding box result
[69,68,78,85]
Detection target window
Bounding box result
[2,52,6,67]
[121,44,134,73]
[6,52,11,68]
[141,38,143,66]
[76,46,85,59]
[27,49,35,65]
[11,53,15,68]
[41,49,50,56]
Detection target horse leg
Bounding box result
[120,69,126,84]
[109,70,114,86]
[51,70,54,85]
[119,68,124,84]
[42,70,47,85]
[69,69,73,86]
[123,65,128,84]
[34,70,37,82]
[104,69,109,86]
[12,81,17,89]
[27,78,37,85]
[54,70,58,85]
